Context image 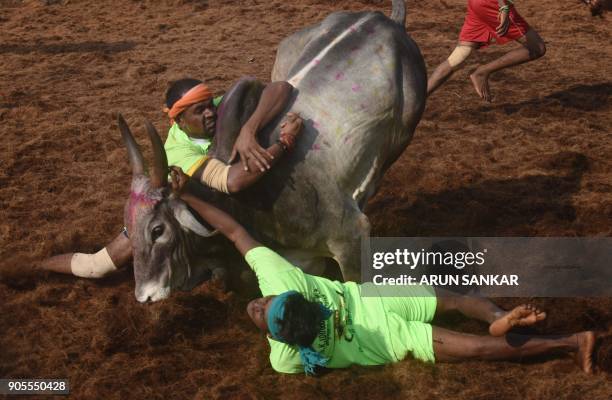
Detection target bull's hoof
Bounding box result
[211,267,229,292]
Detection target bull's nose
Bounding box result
[135,289,150,303]
[135,282,170,303]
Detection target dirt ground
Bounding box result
[0,0,610,399]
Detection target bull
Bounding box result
[122,0,426,302]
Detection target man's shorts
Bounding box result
[459,0,530,46]
[379,285,437,363]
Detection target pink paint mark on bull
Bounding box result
[127,191,159,227]
[350,26,357,33]
[351,83,362,92]
[313,120,321,130]
[314,59,320,65]
[335,72,345,81]
[312,143,322,151]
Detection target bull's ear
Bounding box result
[171,200,218,237]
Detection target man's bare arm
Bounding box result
[171,168,261,256]
[194,112,302,193]
[230,81,294,171]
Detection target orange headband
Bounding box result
[163,83,213,123]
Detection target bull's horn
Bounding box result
[118,114,145,176]
[144,120,168,188]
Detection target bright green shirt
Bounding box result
[244,247,408,374]
[164,95,223,176]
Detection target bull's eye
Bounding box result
[151,225,164,242]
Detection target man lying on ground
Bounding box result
[169,166,596,376]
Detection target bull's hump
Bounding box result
[287,12,392,88]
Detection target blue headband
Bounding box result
[267,290,333,375]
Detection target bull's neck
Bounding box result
[189,182,279,247]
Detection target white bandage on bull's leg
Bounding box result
[200,158,231,194]
[447,45,473,68]
[71,248,117,278]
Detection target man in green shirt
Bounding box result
[169,166,596,376]
[163,91,225,177]
[40,77,303,279]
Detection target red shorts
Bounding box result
[459,0,530,46]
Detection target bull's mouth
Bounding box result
[135,283,171,303]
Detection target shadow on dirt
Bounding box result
[0,40,136,55]
[477,82,611,115]
[368,151,589,236]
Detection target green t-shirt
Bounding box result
[164,95,223,176]
[244,247,407,374]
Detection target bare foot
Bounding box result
[470,70,491,101]
[489,304,547,336]
[575,331,595,374]
[587,0,604,16]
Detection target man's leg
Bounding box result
[427,42,477,96]
[435,288,546,336]
[38,231,132,277]
[470,28,546,101]
[432,326,596,373]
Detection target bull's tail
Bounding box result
[390,0,406,28]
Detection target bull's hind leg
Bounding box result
[327,210,371,282]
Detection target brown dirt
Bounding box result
[0,0,610,399]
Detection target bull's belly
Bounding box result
[288,109,408,200]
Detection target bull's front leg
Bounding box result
[276,248,328,277]
[327,209,371,282]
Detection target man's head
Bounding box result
[246,291,324,348]
[246,295,276,332]
[165,78,217,139]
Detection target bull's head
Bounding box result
[118,115,217,302]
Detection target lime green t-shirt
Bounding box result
[164,95,223,176]
[244,247,414,374]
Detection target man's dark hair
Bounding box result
[277,293,325,347]
[165,78,202,109]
